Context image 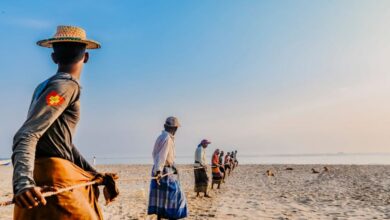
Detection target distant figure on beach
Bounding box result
[11,26,118,219]
[194,139,211,198]
[234,150,239,167]
[211,149,224,189]
[224,152,232,176]
[230,151,236,170]
[148,117,188,219]
[93,156,96,166]
[218,150,226,181]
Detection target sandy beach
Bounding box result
[1,164,390,219]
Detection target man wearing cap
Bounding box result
[12,26,118,220]
[193,139,211,198]
[148,117,188,219]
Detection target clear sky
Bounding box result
[1,0,390,159]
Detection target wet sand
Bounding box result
[1,164,390,219]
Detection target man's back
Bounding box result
[12,72,96,194]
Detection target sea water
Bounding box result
[91,153,390,165]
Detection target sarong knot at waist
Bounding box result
[14,157,119,220]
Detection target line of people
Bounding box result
[148,116,239,219]
[10,25,236,220]
[211,149,239,188]
[194,141,239,198]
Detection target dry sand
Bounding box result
[1,164,390,219]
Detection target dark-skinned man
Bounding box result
[12,25,118,220]
[148,117,188,220]
[194,139,211,198]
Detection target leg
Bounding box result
[220,168,225,183]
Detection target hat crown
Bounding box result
[165,116,180,127]
[53,25,86,40]
[201,139,211,145]
[37,25,100,49]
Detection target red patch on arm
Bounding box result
[46,91,65,106]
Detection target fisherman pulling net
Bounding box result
[3,25,238,220]
[9,26,119,220]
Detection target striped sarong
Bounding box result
[148,167,188,219]
[194,167,208,193]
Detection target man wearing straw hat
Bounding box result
[12,25,118,220]
[148,117,188,219]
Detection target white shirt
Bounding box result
[194,145,206,167]
[152,130,176,174]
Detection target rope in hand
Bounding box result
[119,166,219,182]
[0,165,225,206]
[0,181,98,207]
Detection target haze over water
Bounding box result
[92,153,390,165]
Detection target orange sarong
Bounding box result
[14,157,103,220]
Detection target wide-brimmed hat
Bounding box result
[36,25,101,49]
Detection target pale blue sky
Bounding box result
[1,1,390,160]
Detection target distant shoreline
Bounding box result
[2,153,390,165]
[90,153,390,165]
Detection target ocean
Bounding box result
[92,153,390,165]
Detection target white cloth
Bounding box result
[152,130,176,174]
[194,145,206,167]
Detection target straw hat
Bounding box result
[36,25,101,49]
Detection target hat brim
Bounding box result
[201,140,211,145]
[37,37,101,49]
[164,123,181,128]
